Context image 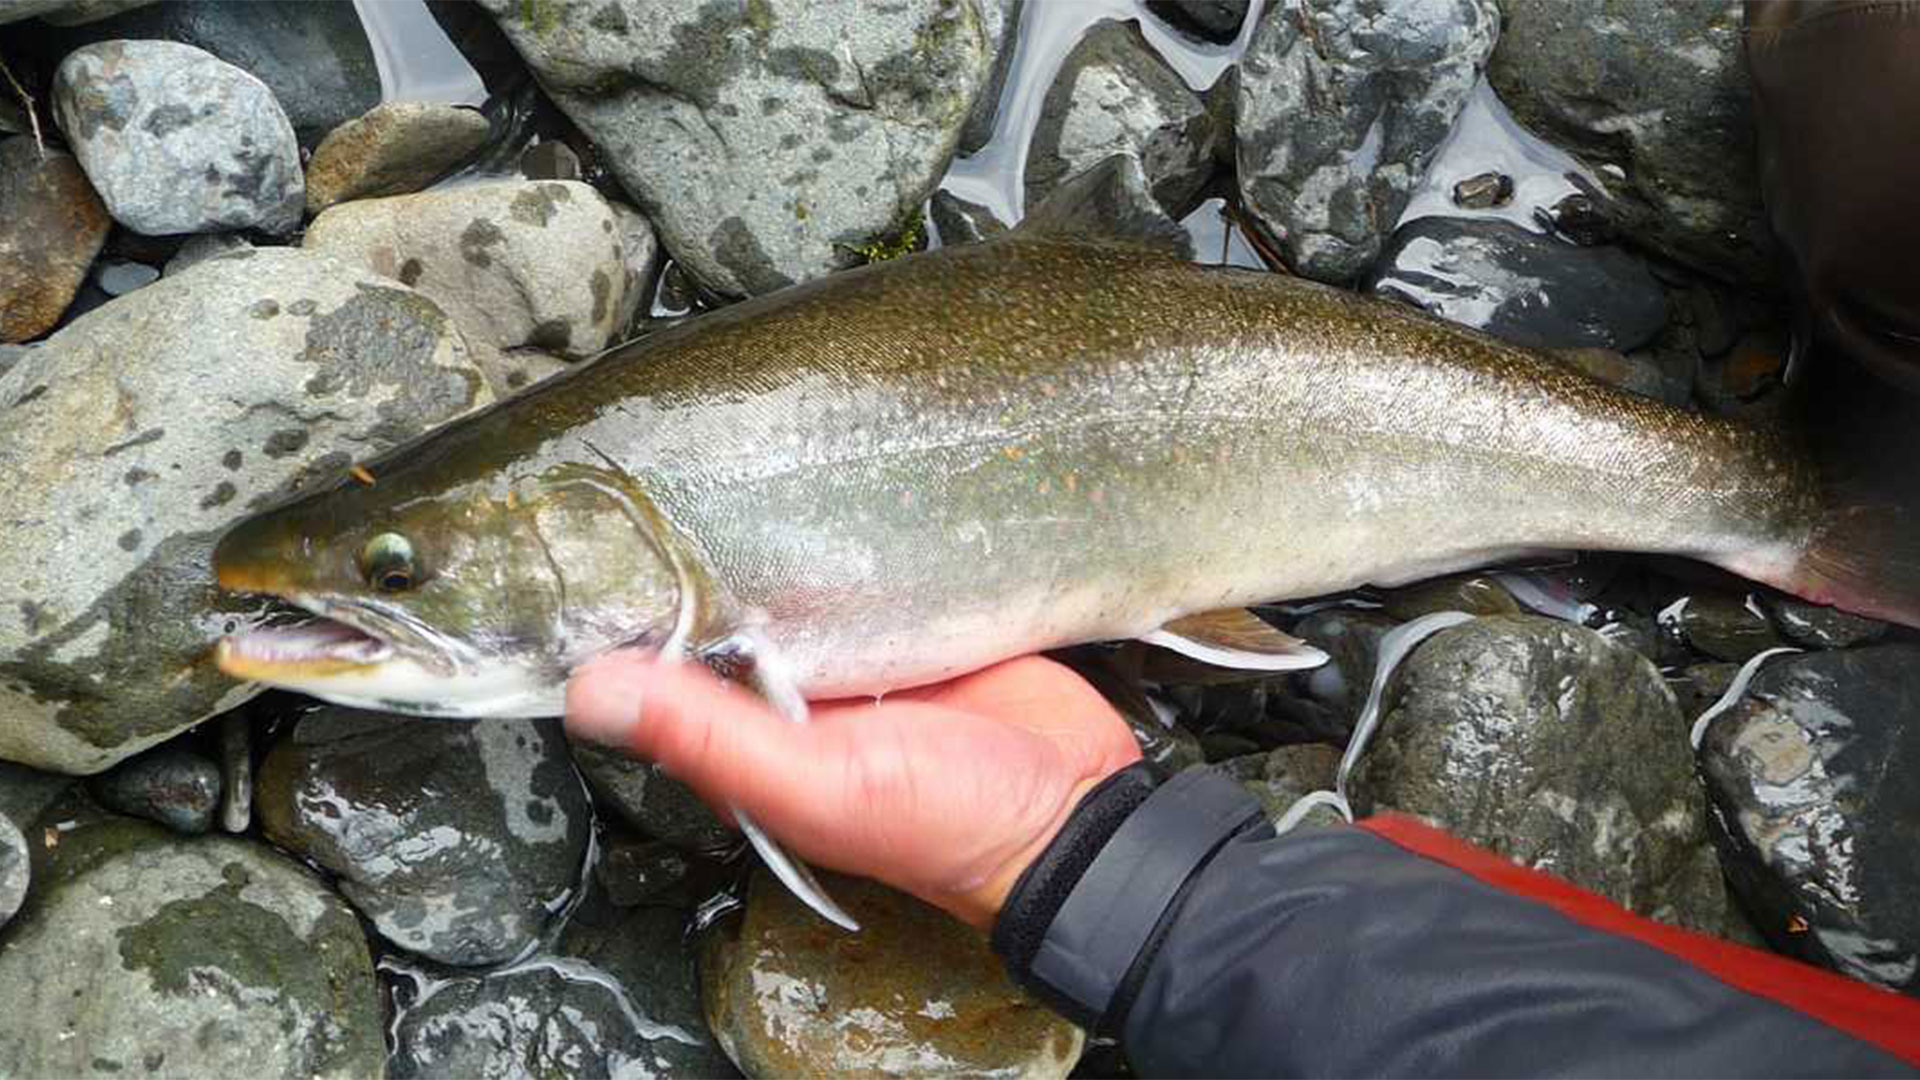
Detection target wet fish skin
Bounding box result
[213,227,1826,709]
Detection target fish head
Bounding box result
[212,461,688,717]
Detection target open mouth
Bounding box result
[216,616,395,680]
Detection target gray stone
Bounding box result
[1698,646,1920,993]
[1236,0,1498,283]
[0,247,489,775]
[1765,597,1889,651]
[387,898,734,1078]
[305,179,632,360]
[1148,0,1249,43]
[0,0,155,25]
[1353,616,1732,933]
[305,101,492,215]
[52,40,304,235]
[1381,572,1523,621]
[34,0,381,148]
[519,139,582,182]
[161,232,252,276]
[88,745,221,834]
[1487,0,1772,285]
[91,258,158,297]
[610,200,663,338]
[257,708,591,967]
[702,868,1084,1078]
[0,817,383,1078]
[1368,216,1668,351]
[0,136,111,342]
[1025,19,1221,215]
[478,0,996,297]
[1216,743,1343,827]
[930,189,1010,246]
[1275,609,1398,740]
[1660,590,1782,663]
[959,0,1023,155]
[573,740,738,855]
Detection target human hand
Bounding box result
[565,653,1141,927]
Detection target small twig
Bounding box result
[0,54,45,156]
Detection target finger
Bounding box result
[564,655,861,852]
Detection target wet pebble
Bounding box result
[387,901,734,1078]
[53,40,303,235]
[930,189,1011,247]
[1660,591,1782,663]
[1025,19,1222,214]
[1273,609,1397,739]
[1765,597,1889,651]
[1217,743,1343,827]
[91,258,159,297]
[305,101,491,216]
[596,832,695,909]
[88,745,221,834]
[1488,0,1772,284]
[1697,645,1920,992]
[1696,329,1789,412]
[1354,616,1734,933]
[1380,572,1521,621]
[1450,169,1513,210]
[0,817,383,1078]
[305,179,632,361]
[1368,216,1669,352]
[519,139,582,181]
[1235,0,1497,282]
[572,741,739,855]
[479,0,997,297]
[0,247,488,775]
[257,709,590,967]
[0,135,111,342]
[1147,0,1249,43]
[701,868,1084,1078]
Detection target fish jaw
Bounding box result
[216,601,566,718]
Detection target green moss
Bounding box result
[843,209,926,264]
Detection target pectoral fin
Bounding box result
[696,629,861,933]
[1140,608,1330,672]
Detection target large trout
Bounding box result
[211,162,1916,926]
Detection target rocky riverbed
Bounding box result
[2,1,1917,1076]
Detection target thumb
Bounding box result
[564,652,854,843]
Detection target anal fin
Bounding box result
[1140,608,1329,672]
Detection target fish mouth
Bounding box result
[215,596,453,684]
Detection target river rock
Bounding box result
[702,868,1084,1078]
[1353,616,1732,933]
[1487,0,1771,285]
[52,40,303,235]
[1698,646,1920,992]
[257,708,590,967]
[929,189,1009,246]
[33,0,381,147]
[162,231,251,276]
[0,1,155,24]
[1272,609,1397,740]
[1148,0,1249,43]
[0,247,489,776]
[88,745,220,834]
[1765,597,1889,651]
[1660,590,1782,663]
[611,201,662,336]
[1217,743,1343,827]
[1025,19,1221,214]
[305,179,632,360]
[1368,216,1668,351]
[305,102,491,216]
[0,817,383,1078]
[572,741,739,855]
[1235,0,1498,283]
[388,894,735,1078]
[0,137,112,343]
[478,0,995,297]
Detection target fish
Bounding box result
[209,158,1919,926]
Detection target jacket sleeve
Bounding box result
[992,764,1920,1078]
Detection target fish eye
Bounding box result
[360,532,418,593]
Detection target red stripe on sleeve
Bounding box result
[1360,812,1920,1066]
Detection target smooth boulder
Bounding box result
[0,248,489,775]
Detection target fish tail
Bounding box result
[1737,356,1920,627]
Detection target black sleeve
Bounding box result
[992,765,1919,1078]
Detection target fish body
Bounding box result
[212,216,1889,712]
